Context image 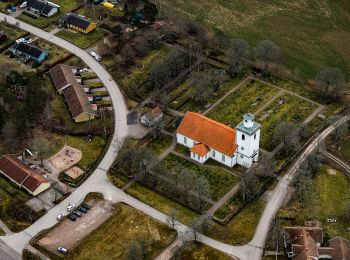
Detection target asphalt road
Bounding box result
[0,12,349,260]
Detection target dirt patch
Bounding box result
[37,199,112,255]
[327,168,337,176]
[49,145,82,172]
[65,166,85,179]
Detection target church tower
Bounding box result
[235,113,261,168]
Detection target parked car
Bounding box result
[19,2,28,9]
[15,38,26,44]
[81,203,92,210]
[89,51,96,57]
[57,247,68,254]
[78,207,87,213]
[93,96,102,101]
[94,54,102,61]
[73,211,82,218]
[67,203,75,212]
[56,214,65,221]
[67,214,76,221]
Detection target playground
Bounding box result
[49,145,82,172]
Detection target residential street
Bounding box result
[0,12,348,260]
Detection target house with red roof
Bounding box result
[176,112,260,168]
[0,155,50,196]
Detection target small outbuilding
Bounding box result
[141,106,163,127]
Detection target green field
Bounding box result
[340,138,350,164]
[176,242,232,260]
[56,29,104,49]
[159,154,239,201]
[207,199,265,245]
[279,165,350,240]
[159,0,350,79]
[67,203,176,260]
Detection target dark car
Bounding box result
[78,207,88,213]
[73,211,82,218]
[81,203,92,210]
[67,214,77,221]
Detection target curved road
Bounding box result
[0,13,349,260]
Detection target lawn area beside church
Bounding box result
[158,154,239,201]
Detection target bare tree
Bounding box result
[31,136,50,166]
[240,167,260,201]
[167,208,179,230]
[254,40,282,73]
[226,38,251,77]
[316,67,345,97]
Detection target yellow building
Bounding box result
[63,13,97,34]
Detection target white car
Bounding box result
[15,38,26,44]
[56,213,65,221]
[89,51,96,57]
[19,2,28,9]
[57,247,68,254]
[94,54,102,61]
[67,203,75,212]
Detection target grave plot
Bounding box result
[207,80,280,126]
[256,93,319,151]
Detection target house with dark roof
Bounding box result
[62,13,97,34]
[27,0,60,17]
[0,155,50,196]
[176,112,260,168]
[284,226,350,260]
[49,64,95,122]
[141,106,163,127]
[9,42,48,63]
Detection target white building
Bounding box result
[176,112,260,168]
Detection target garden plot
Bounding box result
[207,80,280,126]
[120,45,171,98]
[256,93,319,151]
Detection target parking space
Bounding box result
[37,199,113,256]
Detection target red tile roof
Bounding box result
[63,85,93,119]
[0,155,49,194]
[191,143,210,157]
[49,64,78,91]
[176,112,237,157]
[329,236,350,260]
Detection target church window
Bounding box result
[222,155,225,162]
[254,133,256,140]
[184,137,187,144]
[242,134,245,140]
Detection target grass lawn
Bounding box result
[340,138,350,164]
[279,165,350,240]
[34,40,70,66]
[18,0,83,29]
[125,182,198,225]
[256,93,319,151]
[176,242,232,260]
[160,0,350,79]
[0,174,43,232]
[56,29,104,49]
[45,133,107,172]
[207,199,265,245]
[213,193,245,221]
[207,79,280,126]
[159,154,240,201]
[66,203,176,260]
[80,72,97,79]
[147,134,173,155]
[85,81,103,87]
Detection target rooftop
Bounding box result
[235,120,261,136]
[177,112,237,157]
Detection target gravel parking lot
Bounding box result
[37,199,113,255]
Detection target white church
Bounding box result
[176,112,261,168]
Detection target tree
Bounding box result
[187,215,211,241]
[255,154,276,178]
[240,168,260,201]
[167,208,178,229]
[148,60,170,90]
[190,72,213,107]
[254,40,282,73]
[226,38,250,76]
[269,217,284,258]
[126,240,144,260]
[150,119,163,140]
[316,68,345,97]
[31,136,50,166]
[273,122,301,154]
